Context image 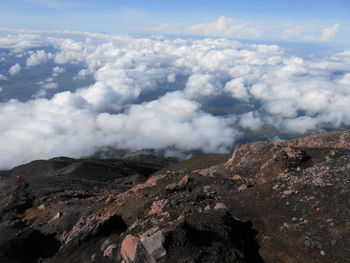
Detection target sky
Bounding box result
[0,0,349,43]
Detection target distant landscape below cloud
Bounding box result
[0,29,350,169]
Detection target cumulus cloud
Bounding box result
[339,73,350,85]
[185,74,217,97]
[188,16,262,39]
[0,30,349,168]
[0,32,46,51]
[26,50,53,66]
[8,63,21,76]
[224,78,249,101]
[239,112,263,130]
[52,66,65,77]
[0,91,239,169]
[0,74,7,80]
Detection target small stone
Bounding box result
[282,189,296,197]
[314,177,324,186]
[104,195,113,204]
[38,205,46,210]
[272,184,279,190]
[336,143,344,148]
[320,250,325,256]
[238,184,247,192]
[214,203,227,210]
[50,211,61,222]
[100,238,111,251]
[178,175,191,187]
[164,183,177,191]
[121,234,139,262]
[194,168,210,176]
[148,199,169,215]
[231,174,242,181]
[204,204,211,211]
[140,230,166,260]
[273,141,284,146]
[103,244,116,257]
[203,185,211,193]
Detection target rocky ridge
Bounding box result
[0,131,349,263]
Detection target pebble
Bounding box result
[238,184,247,192]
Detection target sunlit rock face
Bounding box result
[1,30,350,168]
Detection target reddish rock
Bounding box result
[131,174,167,192]
[314,177,324,186]
[194,168,210,176]
[164,183,177,191]
[230,174,242,181]
[282,189,296,197]
[178,175,191,187]
[238,184,247,192]
[148,199,168,215]
[103,244,116,257]
[336,143,345,148]
[273,141,284,147]
[214,203,227,210]
[203,185,212,193]
[121,234,139,261]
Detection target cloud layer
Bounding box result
[0,30,349,168]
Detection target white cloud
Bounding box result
[8,63,21,76]
[321,23,340,42]
[339,73,350,85]
[43,82,58,89]
[0,91,239,169]
[0,32,46,51]
[239,112,263,130]
[0,86,2,92]
[185,74,217,97]
[52,66,65,75]
[26,50,53,66]
[224,78,249,101]
[283,116,319,134]
[304,23,340,42]
[188,16,262,39]
[0,30,349,168]
[0,74,7,80]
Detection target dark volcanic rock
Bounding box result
[0,131,349,263]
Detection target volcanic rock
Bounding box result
[0,131,349,263]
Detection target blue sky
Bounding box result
[1,0,350,43]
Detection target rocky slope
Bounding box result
[0,131,349,263]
